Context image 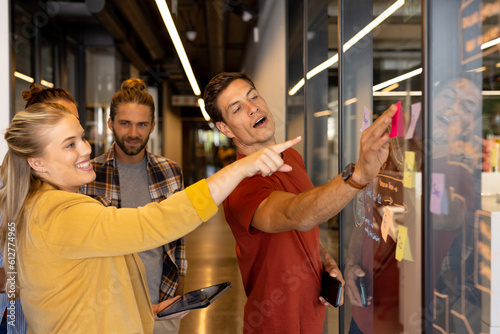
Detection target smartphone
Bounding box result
[356,276,368,307]
[320,271,342,308]
[157,282,231,317]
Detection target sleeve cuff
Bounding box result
[184,179,218,222]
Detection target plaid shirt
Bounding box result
[80,143,186,301]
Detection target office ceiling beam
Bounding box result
[114,0,167,60]
[86,0,147,71]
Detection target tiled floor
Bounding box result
[178,208,340,334]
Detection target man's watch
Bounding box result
[341,163,369,190]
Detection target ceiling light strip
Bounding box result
[41,80,54,88]
[372,68,422,92]
[373,90,500,96]
[197,98,211,121]
[373,91,422,96]
[481,37,500,50]
[155,0,201,96]
[14,71,34,83]
[343,0,404,52]
[288,0,405,95]
[381,83,399,92]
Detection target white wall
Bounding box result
[242,0,287,144]
[0,1,11,159]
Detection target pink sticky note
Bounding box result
[360,106,371,132]
[390,102,401,138]
[397,103,405,137]
[405,102,421,139]
[430,173,445,214]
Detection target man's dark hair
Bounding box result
[203,72,256,123]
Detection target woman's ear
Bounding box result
[27,157,45,173]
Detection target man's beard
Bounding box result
[113,129,150,156]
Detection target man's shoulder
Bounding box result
[227,174,274,205]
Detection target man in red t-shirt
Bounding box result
[202,72,396,333]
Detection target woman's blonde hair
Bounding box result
[0,103,73,299]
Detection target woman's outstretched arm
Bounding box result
[206,136,301,206]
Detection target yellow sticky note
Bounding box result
[395,225,408,261]
[381,207,393,242]
[404,151,415,188]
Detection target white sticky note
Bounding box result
[381,207,393,242]
[405,102,421,139]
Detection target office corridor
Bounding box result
[179,208,246,334]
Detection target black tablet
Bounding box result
[157,281,232,317]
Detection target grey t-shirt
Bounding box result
[117,158,164,304]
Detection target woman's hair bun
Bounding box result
[21,83,44,101]
[121,78,146,91]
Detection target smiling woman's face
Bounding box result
[33,114,95,192]
[432,77,481,157]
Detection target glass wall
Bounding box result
[41,36,55,87]
[11,2,82,116]
[287,0,500,333]
[287,0,339,331]
[339,1,423,333]
[12,5,33,113]
[287,0,306,156]
[426,1,500,332]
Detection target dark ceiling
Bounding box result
[21,0,259,96]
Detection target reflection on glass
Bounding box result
[13,5,32,114]
[41,39,54,86]
[342,1,422,334]
[428,0,500,333]
[430,74,483,333]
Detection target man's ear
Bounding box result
[107,117,113,132]
[27,157,45,173]
[150,120,156,134]
[216,122,234,139]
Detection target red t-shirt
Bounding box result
[223,148,325,334]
